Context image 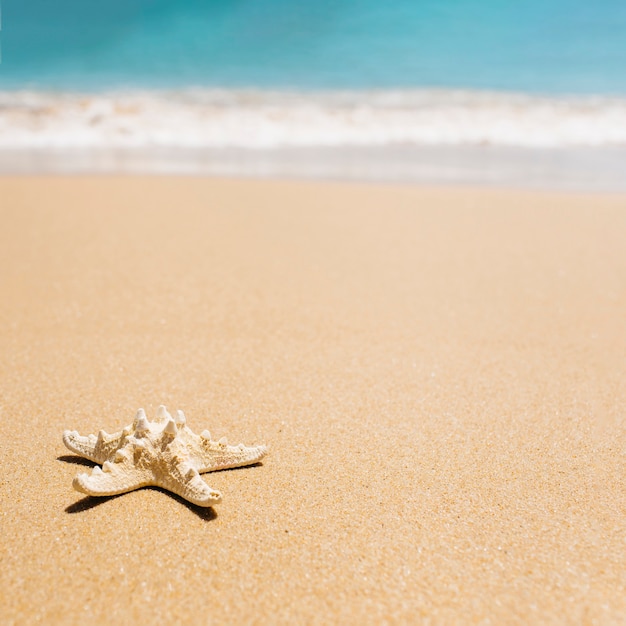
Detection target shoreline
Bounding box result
[3,86,625,192]
[2,145,626,192]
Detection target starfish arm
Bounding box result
[155,459,223,507]
[63,430,99,462]
[63,429,128,464]
[192,438,268,474]
[73,462,153,497]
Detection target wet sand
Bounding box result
[3,146,626,192]
[0,176,625,624]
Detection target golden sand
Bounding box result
[0,177,625,624]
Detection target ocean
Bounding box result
[1,0,626,186]
[5,0,626,93]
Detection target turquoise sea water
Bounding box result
[1,0,626,179]
[3,0,626,93]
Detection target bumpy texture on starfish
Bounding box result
[62,406,268,507]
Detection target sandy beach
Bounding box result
[1,176,625,624]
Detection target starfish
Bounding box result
[62,406,268,507]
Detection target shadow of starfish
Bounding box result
[57,454,94,467]
[65,489,218,521]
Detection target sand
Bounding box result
[0,176,625,625]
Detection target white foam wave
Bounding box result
[1,89,626,149]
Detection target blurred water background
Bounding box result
[1,0,625,188]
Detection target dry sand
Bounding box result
[0,177,625,624]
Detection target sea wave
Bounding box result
[1,89,626,149]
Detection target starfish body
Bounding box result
[63,406,267,507]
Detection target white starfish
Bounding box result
[62,406,268,507]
